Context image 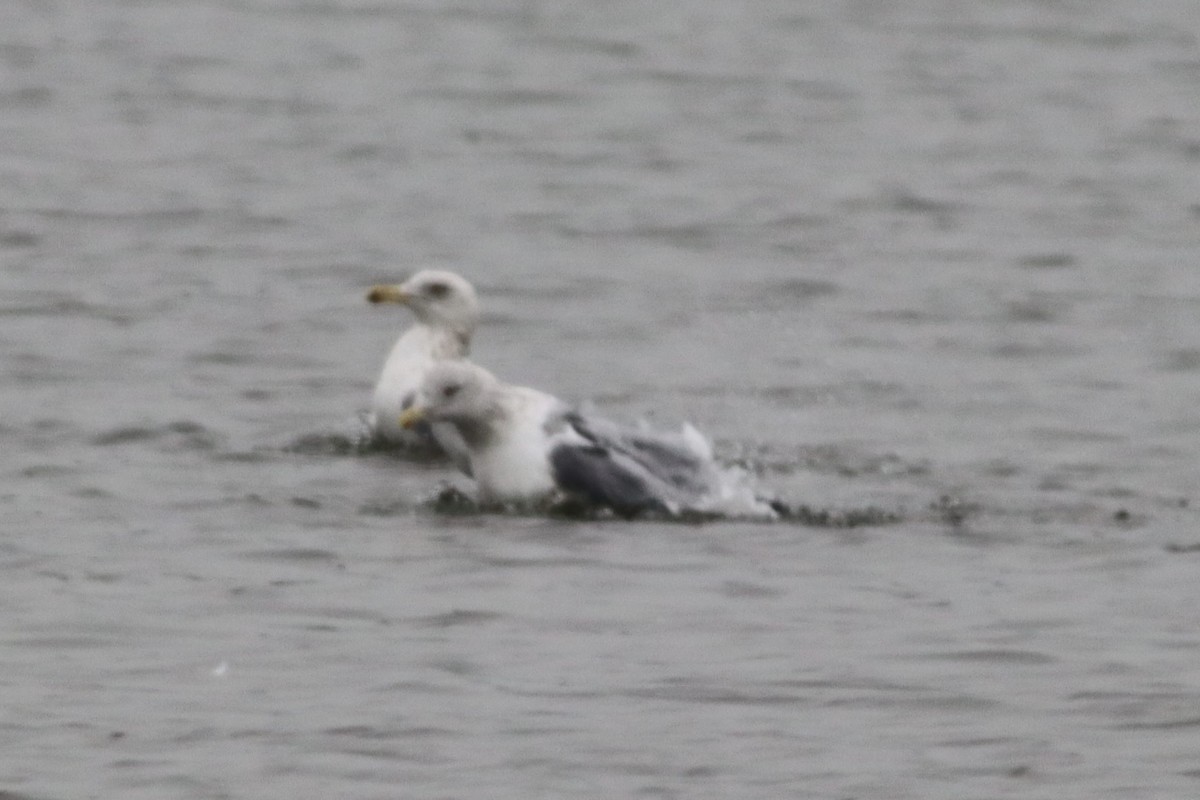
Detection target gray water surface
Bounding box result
[4,2,1200,798]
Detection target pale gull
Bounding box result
[365,270,477,467]
[398,361,776,519]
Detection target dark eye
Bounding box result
[441,384,461,399]
[426,282,450,299]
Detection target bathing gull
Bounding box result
[398,361,772,518]
[366,269,478,466]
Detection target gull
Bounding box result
[365,270,478,467]
[398,361,768,518]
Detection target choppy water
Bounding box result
[5,1,1200,797]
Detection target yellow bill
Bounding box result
[398,406,427,429]
[367,284,411,304]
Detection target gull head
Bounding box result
[367,270,480,335]
[399,361,497,430]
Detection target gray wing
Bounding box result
[546,412,719,516]
[548,438,673,517]
[561,413,719,496]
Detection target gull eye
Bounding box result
[441,384,461,399]
[425,282,450,299]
